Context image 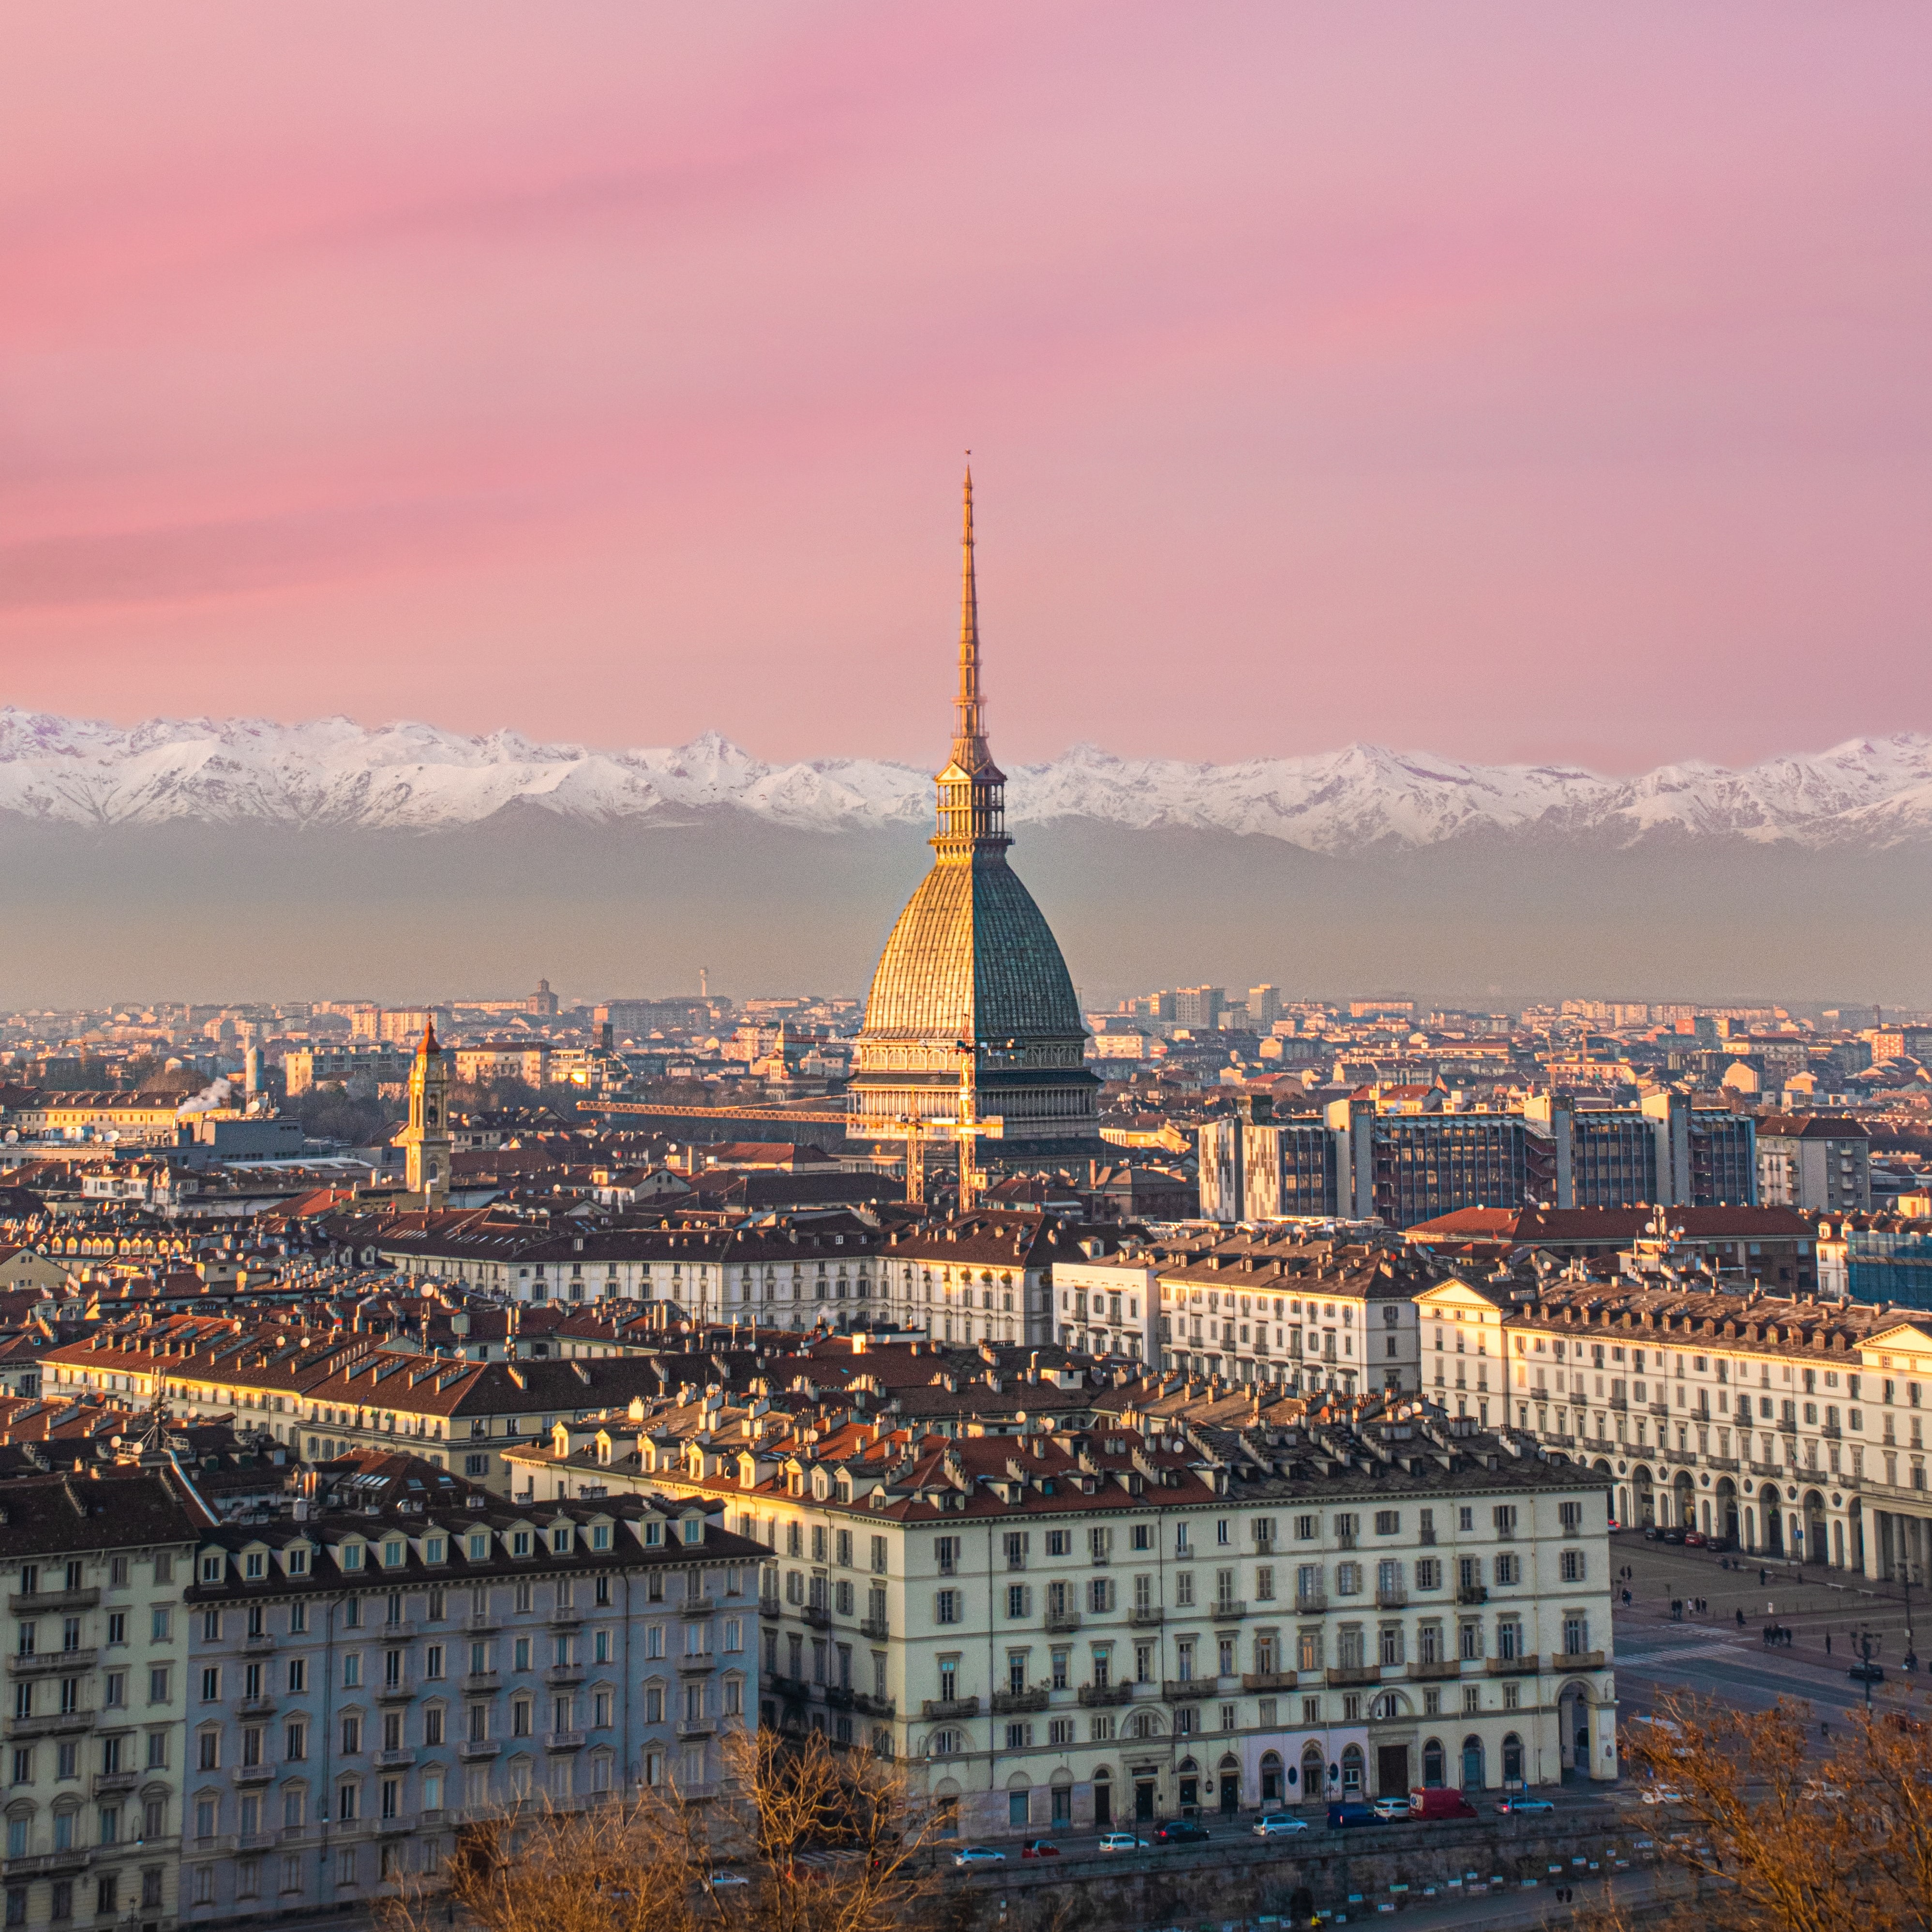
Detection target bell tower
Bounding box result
[400,1018,451,1206]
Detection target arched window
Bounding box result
[1460,1736,1484,1790]
[1260,1751,1283,1803]
[1502,1733,1524,1784]
[1422,1738,1445,1788]
[1301,1742,1325,1796]
[1340,1745,1364,1795]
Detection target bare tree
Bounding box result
[380,1731,944,1932]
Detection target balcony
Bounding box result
[850,1692,895,1719]
[1044,1609,1081,1635]
[1375,1589,1408,1610]
[90,1770,138,1797]
[802,1605,833,1631]
[1456,1585,1488,1606]
[674,1716,715,1739]
[462,1671,500,1694]
[991,1688,1048,1714]
[1240,1671,1297,1693]
[8,1649,97,1678]
[1418,1527,1437,1546]
[1162,1680,1211,1705]
[759,1597,782,1621]
[860,1616,890,1641]
[374,1749,417,1769]
[824,1686,854,1711]
[0,1850,93,1879]
[544,1731,586,1752]
[376,1681,416,1704]
[231,1763,276,1785]
[242,1634,276,1656]
[1324,1665,1380,1688]
[677,1597,718,1619]
[920,1696,979,1721]
[548,1607,584,1629]
[1485,1654,1540,1677]
[2,1711,95,1741]
[1409,1659,1461,1680]
[236,1697,277,1718]
[1335,1533,1358,1552]
[1127,1606,1164,1629]
[8,1589,99,1615]
[675,1655,716,1676]
[1211,1600,1246,1622]
[465,1615,501,1635]
[544,1664,586,1688]
[1293,1592,1328,1615]
[457,1740,502,1761]
[1551,1650,1606,1671]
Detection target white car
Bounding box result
[706,1872,749,1889]
[1640,1787,1684,1806]
[1253,1813,1310,1838]
[1097,1831,1148,1852]
[952,1846,1006,1868]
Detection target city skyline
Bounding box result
[6,7,1931,772]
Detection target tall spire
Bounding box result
[933,462,1008,858]
[956,464,982,760]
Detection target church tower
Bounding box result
[399,1018,452,1206]
[848,470,1099,1160]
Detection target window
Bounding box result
[1560,1549,1586,1583]
[1374,1511,1399,1536]
[935,1537,959,1576]
[935,1591,959,1626]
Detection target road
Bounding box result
[1607,1528,1932,1729]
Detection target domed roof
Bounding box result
[860,856,1083,1045]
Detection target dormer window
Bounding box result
[286,1548,310,1577]
[424,1537,446,1564]
[511,1531,531,1558]
[383,1540,405,1569]
[340,1544,363,1572]
[244,1551,265,1581]
[681,1517,704,1548]
[551,1526,572,1555]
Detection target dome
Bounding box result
[860,855,1083,1047]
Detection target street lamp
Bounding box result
[1855,1626,1882,1710]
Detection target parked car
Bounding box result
[1019,1841,1060,1859]
[1370,1797,1411,1820]
[1707,1536,1732,1552]
[1154,1821,1211,1845]
[1496,1797,1556,1815]
[1326,1802,1381,1829]
[1682,1530,1707,1547]
[706,1872,749,1889]
[1097,1832,1147,1854]
[952,1847,1006,1867]
[1662,1527,1686,1545]
[1642,1527,1661,1541]
[1253,1813,1310,1838]
[1640,1787,1684,1806]
[1408,1789,1478,1822]
[1850,1662,1887,1685]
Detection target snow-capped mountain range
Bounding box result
[3,707,1932,852]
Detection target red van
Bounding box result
[1408,1788,1478,1821]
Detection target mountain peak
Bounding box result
[0,709,1929,851]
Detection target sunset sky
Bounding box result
[4,4,1929,772]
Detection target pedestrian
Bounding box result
[1826,1633,1832,1656]
[1761,1568,1769,1586]
[1821,1722,1829,1740]
[1736,1608,1745,1629]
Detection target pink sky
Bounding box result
[3,3,1930,772]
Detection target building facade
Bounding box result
[512,1396,1615,1837]
[1756,1115,1872,1213]
[0,1470,203,1932]
[178,1483,760,1921]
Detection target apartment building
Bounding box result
[1756,1115,1872,1213]
[177,1472,761,1922]
[40,1317,680,1496]
[1204,1095,1761,1228]
[509,1387,1613,1836]
[1153,1241,1443,1396]
[0,1469,204,1932]
[1419,1271,1932,1584]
